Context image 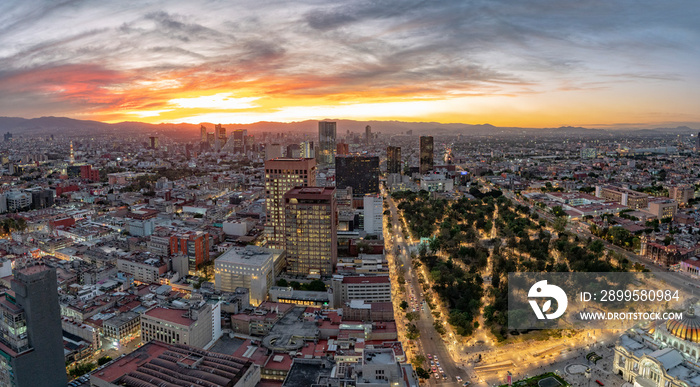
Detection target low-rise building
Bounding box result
[89,340,259,387]
[140,302,213,349]
[214,246,285,306]
[102,311,140,345]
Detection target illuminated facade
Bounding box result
[419,136,434,174]
[318,121,336,166]
[387,146,401,174]
[284,187,337,277]
[0,265,67,387]
[264,158,317,250]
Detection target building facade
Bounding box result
[335,155,380,196]
[284,187,337,277]
[387,146,401,174]
[419,136,434,174]
[596,185,649,210]
[140,303,213,349]
[0,265,67,387]
[215,246,285,306]
[264,158,317,250]
[363,195,383,236]
[318,121,337,166]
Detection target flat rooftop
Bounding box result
[143,307,193,326]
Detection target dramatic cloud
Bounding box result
[0,0,698,127]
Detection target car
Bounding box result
[595,381,604,386]
[456,376,462,382]
[463,382,471,386]
[430,361,435,366]
[442,373,447,380]
[427,354,432,359]
[432,367,437,373]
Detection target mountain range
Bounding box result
[0,116,697,139]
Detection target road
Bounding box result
[384,189,466,386]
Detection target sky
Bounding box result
[1,0,699,128]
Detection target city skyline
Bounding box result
[1,1,699,128]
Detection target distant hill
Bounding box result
[0,116,696,139]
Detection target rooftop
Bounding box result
[143,307,193,326]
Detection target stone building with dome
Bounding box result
[613,309,700,387]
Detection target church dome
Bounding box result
[666,308,700,343]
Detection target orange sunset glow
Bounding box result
[1,1,699,128]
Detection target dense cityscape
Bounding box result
[2,1,700,387]
[0,121,698,387]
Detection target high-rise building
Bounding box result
[215,124,226,142]
[200,125,207,143]
[170,231,210,273]
[363,194,383,236]
[387,146,402,174]
[696,132,700,150]
[419,136,434,174]
[336,142,349,155]
[0,265,67,387]
[284,187,337,277]
[232,129,247,154]
[300,141,315,159]
[149,136,159,149]
[265,143,284,160]
[265,158,317,250]
[335,155,380,195]
[318,121,337,166]
[365,125,372,145]
[69,140,75,164]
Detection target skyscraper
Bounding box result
[387,146,402,174]
[265,158,317,250]
[365,125,372,145]
[284,187,337,277]
[318,121,337,166]
[0,265,67,387]
[69,140,75,164]
[200,125,207,143]
[300,141,315,159]
[336,155,380,195]
[215,123,226,142]
[149,136,159,149]
[696,132,700,150]
[419,136,434,174]
[232,129,247,154]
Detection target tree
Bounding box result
[406,323,420,340]
[553,216,568,232]
[415,367,431,379]
[276,278,289,287]
[411,355,427,369]
[306,280,326,291]
[97,356,112,366]
[400,300,409,310]
[551,206,566,217]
